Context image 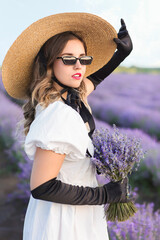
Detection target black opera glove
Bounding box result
[87,18,133,90]
[31,177,130,205]
[113,18,133,59]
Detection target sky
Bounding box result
[0,0,160,68]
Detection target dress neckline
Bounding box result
[35,100,95,137]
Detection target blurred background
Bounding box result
[0,0,160,239]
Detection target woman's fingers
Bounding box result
[118,29,128,38]
[121,18,126,28]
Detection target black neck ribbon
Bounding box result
[52,76,95,156]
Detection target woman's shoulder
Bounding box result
[34,99,84,128]
[83,77,95,97]
[25,99,90,160]
[35,99,73,118]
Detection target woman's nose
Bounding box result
[73,59,82,69]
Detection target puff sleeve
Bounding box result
[24,101,90,161]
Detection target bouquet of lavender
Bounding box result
[91,124,146,222]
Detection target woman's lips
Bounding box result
[72,73,82,80]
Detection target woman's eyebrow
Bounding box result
[61,53,86,56]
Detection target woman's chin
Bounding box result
[69,81,82,88]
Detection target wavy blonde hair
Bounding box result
[18,31,89,137]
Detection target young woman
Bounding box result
[2,13,132,240]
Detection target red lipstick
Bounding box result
[72,73,82,80]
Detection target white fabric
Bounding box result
[23,100,109,240]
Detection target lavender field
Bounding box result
[88,73,160,140]
[1,71,160,239]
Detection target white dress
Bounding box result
[23,100,109,240]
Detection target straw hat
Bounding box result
[2,12,117,99]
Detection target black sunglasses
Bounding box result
[56,55,93,65]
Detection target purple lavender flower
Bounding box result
[108,203,160,239]
[0,90,32,199]
[91,124,146,222]
[92,124,146,182]
[88,73,160,140]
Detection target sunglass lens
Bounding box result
[62,56,76,65]
[60,56,93,65]
[80,56,93,65]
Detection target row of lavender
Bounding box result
[1,90,160,239]
[1,73,160,202]
[0,90,31,197]
[1,72,160,239]
[1,88,160,199]
[88,73,160,140]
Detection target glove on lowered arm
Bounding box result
[87,19,133,89]
[31,177,129,205]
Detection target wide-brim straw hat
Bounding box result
[2,12,117,100]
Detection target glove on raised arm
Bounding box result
[31,177,129,205]
[87,19,133,90]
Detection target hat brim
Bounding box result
[2,12,117,99]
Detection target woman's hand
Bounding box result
[114,19,133,58]
[85,18,133,93]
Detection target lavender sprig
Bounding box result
[91,124,146,222]
[92,124,146,182]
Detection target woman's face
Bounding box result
[53,39,86,90]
